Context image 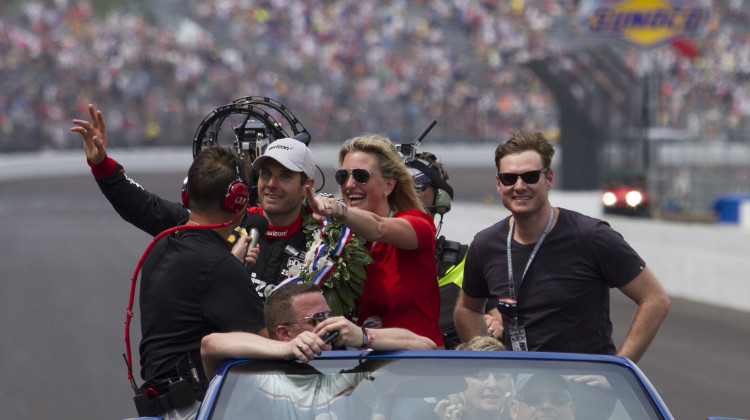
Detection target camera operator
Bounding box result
[406,152,502,349]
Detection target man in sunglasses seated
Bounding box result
[201,282,435,418]
[201,282,436,375]
[510,373,575,420]
[454,129,670,363]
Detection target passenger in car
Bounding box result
[305,134,444,347]
[373,336,509,420]
[200,282,437,377]
[434,337,513,420]
[509,373,575,420]
[200,282,436,419]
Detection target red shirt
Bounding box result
[357,209,443,346]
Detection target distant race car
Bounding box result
[134,349,739,420]
[602,185,651,217]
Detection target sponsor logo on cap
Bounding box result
[268,144,294,151]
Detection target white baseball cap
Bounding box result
[252,138,316,178]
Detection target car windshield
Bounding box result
[205,354,665,420]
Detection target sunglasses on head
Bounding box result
[518,391,572,407]
[282,310,334,327]
[497,168,548,187]
[335,169,378,185]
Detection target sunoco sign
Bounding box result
[584,0,710,48]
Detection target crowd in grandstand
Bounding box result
[1,0,749,152]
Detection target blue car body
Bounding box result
[127,349,745,420]
[195,350,672,420]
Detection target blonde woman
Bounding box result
[436,337,513,420]
[305,133,443,347]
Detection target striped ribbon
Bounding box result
[268,276,305,296]
[272,218,355,294]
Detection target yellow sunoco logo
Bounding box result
[585,0,710,48]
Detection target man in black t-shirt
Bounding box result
[139,146,265,419]
[454,129,670,363]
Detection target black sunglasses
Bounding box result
[497,168,548,187]
[335,169,378,185]
[518,391,572,407]
[282,310,334,327]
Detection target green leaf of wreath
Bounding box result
[293,206,373,316]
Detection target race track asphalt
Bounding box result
[1,161,748,420]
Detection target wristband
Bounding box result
[360,327,368,349]
[360,327,374,350]
[88,155,117,178]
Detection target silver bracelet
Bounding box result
[337,201,348,221]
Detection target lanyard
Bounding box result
[506,207,555,324]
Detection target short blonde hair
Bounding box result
[455,335,508,351]
[450,336,514,409]
[338,133,425,213]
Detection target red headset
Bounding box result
[181,177,249,213]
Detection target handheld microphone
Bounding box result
[242,213,269,268]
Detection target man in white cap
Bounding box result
[72,104,318,300]
[243,137,317,297]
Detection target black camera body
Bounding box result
[395,120,436,164]
[396,143,416,163]
[322,330,340,345]
[235,119,270,162]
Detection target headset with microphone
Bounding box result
[181,175,249,214]
[407,157,454,215]
[395,120,454,215]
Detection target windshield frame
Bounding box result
[196,350,673,420]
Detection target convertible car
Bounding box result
[175,349,732,420]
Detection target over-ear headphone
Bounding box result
[181,176,249,213]
[432,185,452,215]
[407,158,454,215]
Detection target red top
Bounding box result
[357,209,443,346]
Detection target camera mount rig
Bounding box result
[193,96,311,162]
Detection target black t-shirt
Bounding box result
[139,228,265,385]
[462,208,645,354]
